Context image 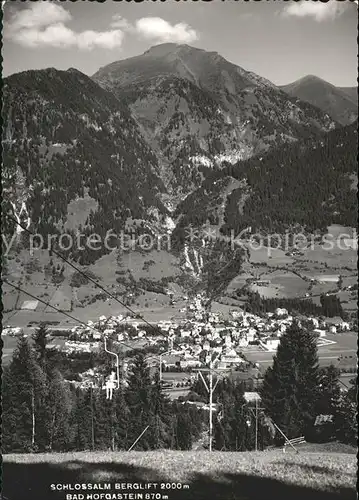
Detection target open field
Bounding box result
[225,225,357,305]
[3,247,186,324]
[1,299,187,329]
[244,332,357,369]
[3,224,357,328]
[2,449,356,500]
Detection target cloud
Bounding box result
[5,5,199,50]
[6,2,71,33]
[282,0,347,22]
[110,14,199,44]
[134,17,199,43]
[110,15,132,31]
[5,3,125,50]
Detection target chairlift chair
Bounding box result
[103,334,120,400]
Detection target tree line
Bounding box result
[174,120,357,237]
[245,291,347,319]
[2,322,357,453]
[260,322,357,445]
[2,328,202,453]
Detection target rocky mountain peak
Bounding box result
[92,44,335,198]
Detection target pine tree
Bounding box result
[113,388,130,450]
[32,323,49,365]
[149,371,172,449]
[174,411,193,450]
[125,353,153,450]
[31,324,73,451]
[213,379,254,451]
[335,378,358,446]
[187,405,203,442]
[317,365,341,415]
[71,387,95,451]
[45,369,74,451]
[305,365,341,443]
[2,336,47,452]
[260,321,320,441]
[93,390,116,450]
[2,366,20,452]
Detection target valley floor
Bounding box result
[3,447,356,500]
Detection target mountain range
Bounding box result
[2,43,357,295]
[93,43,337,199]
[280,75,357,126]
[2,66,169,263]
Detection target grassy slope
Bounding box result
[3,449,356,500]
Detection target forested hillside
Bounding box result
[2,68,168,262]
[175,120,358,236]
[94,43,336,197]
[281,76,358,126]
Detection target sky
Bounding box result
[2,0,358,86]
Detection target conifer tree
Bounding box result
[71,387,95,451]
[46,368,74,451]
[113,388,130,450]
[32,323,49,365]
[305,365,342,442]
[214,379,254,451]
[149,371,172,449]
[93,390,116,450]
[317,365,341,415]
[260,321,320,440]
[335,378,358,446]
[175,411,193,450]
[187,404,203,442]
[2,336,47,452]
[125,353,153,450]
[31,324,73,451]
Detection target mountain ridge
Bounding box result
[280,75,358,125]
[2,67,169,263]
[1,45,358,311]
[93,43,336,198]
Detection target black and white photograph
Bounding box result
[1,0,358,499]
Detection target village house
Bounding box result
[309,317,320,329]
[225,334,232,347]
[2,327,23,336]
[238,336,249,348]
[261,337,280,351]
[212,345,223,355]
[247,328,256,342]
[275,308,288,318]
[339,321,351,331]
[314,329,327,338]
[162,355,181,370]
[219,348,244,368]
[203,340,210,351]
[180,353,202,369]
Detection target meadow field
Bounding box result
[2,448,356,500]
[231,225,358,305]
[3,223,357,330]
[243,331,357,370]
